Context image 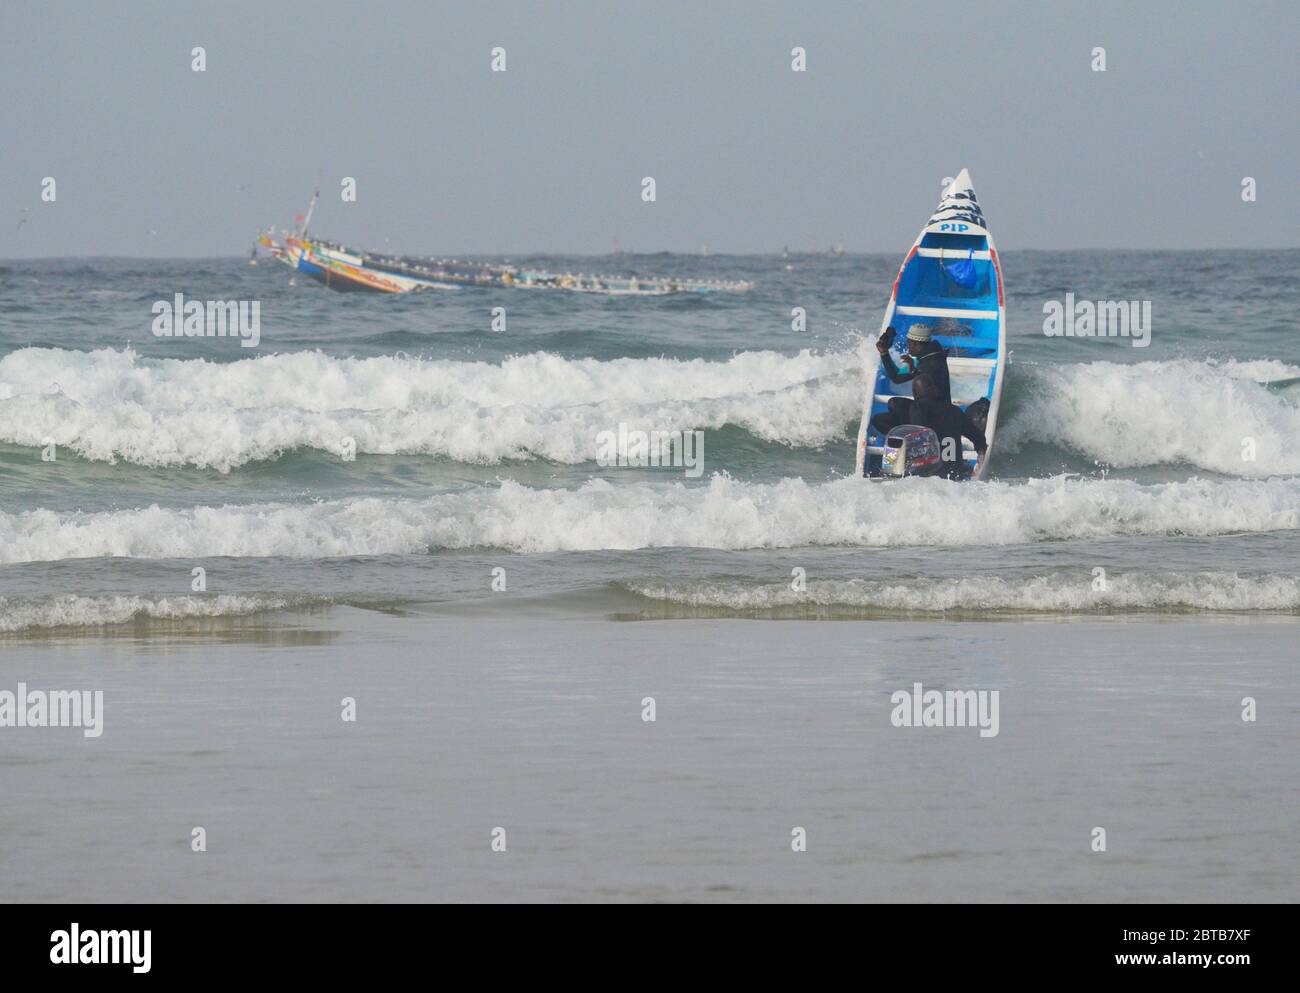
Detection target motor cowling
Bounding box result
[881,424,943,477]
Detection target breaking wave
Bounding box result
[0,593,307,633]
[1,348,1297,477]
[2,474,1298,562]
[622,572,1300,614]
[1002,358,1300,475]
[0,346,861,470]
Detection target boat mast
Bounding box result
[297,172,322,239]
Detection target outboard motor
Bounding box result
[881,424,943,477]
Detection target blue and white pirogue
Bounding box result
[854,168,1007,480]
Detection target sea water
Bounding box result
[0,251,1296,901]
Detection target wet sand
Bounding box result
[1,608,1294,902]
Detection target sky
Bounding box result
[2,0,1296,257]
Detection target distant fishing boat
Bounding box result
[274,236,457,293]
[255,183,754,296]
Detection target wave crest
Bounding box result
[0,346,860,470]
[2,474,1297,562]
[0,593,304,632]
[1003,358,1300,475]
[2,348,1298,476]
[623,572,1300,614]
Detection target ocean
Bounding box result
[1,250,1297,902]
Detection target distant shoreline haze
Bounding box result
[3,248,1299,264]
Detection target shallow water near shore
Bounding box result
[1,612,1293,903]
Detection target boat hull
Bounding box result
[255,232,753,295]
[855,169,1006,480]
[283,239,428,293]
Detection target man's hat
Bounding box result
[907,324,932,343]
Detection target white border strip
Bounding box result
[915,248,991,260]
[895,305,999,320]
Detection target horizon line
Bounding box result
[3,245,1298,263]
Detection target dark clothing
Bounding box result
[870,397,987,480]
[882,342,952,404]
[964,396,991,436]
[910,397,988,479]
[869,396,917,437]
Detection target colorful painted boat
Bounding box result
[854,168,1007,479]
[286,238,454,293]
[255,184,754,295]
[261,233,755,295]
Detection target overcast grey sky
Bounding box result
[2,0,1296,257]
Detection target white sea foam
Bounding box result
[0,346,862,470]
[2,348,1297,474]
[0,593,302,632]
[1003,358,1300,474]
[1216,358,1300,383]
[1,474,1297,563]
[624,573,1300,613]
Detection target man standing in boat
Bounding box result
[875,323,951,402]
[869,323,954,436]
[869,326,992,474]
